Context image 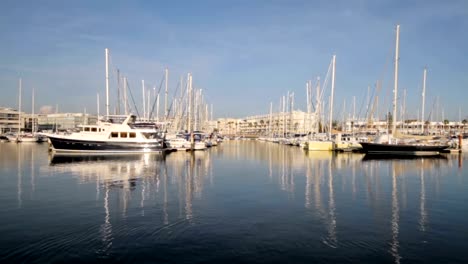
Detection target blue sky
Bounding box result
[1,0,467,120]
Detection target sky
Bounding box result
[0,0,467,121]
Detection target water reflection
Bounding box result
[360,155,455,264]
[390,165,401,264]
[419,160,427,232]
[17,144,22,208]
[99,185,113,256]
[46,150,214,222]
[1,142,467,263]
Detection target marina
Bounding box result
[1,1,468,263]
[1,141,467,263]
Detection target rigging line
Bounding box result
[379,41,395,118]
[125,78,141,118]
[318,58,333,105]
[425,98,437,123]
[165,78,182,120]
[173,80,191,131]
[367,84,377,118]
[356,86,368,124]
[149,71,166,120]
[310,80,317,112]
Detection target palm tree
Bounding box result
[443,119,449,132]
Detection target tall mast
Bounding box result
[156,93,160,122]
[147,88,151,120]
[328,55,336,139]
[421,67,427,134]
[123,77,128,115]
[116,69,120,115]
[315,77,321,134]
[105,48,110,117]
[142,80,145,120]
[269,102,273,137]
[18,78,22,134]
[187,73,192,132]
[211,104,213,122]
[32,87,35,132]
[97,93,100,117]
[282,95,285,136]
[164,67,169,120]
[392,25,400,135]
[403,88,407,132]
[306,82,310,134]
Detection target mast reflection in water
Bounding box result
[0,142,467,263]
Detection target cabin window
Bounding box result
[142,132,159,139]
[120,132,128,138]
[111,132,118,138]
[91,127,97,132]
[84,127,90,132]
[129,132,136,138]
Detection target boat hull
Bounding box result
[48,136,166,153]
[360,142,449,156]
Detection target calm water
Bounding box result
[1,141,467,263]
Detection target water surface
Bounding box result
[0,141,467,263]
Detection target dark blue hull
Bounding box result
[360,142,449,156]
[48,136,166,153]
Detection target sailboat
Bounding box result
[18,87,46,143]
[305,55,336,151]
[360,25,448,156]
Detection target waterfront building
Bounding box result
[343,120,467,135]
[37,113,97,131]
[0,107,23,133]
[240,110,315,137]
[216,111,318,137]
[216,118,241,136]
[1,107,98,133]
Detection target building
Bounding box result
[1,107,98,133]
[0,107,22,133]
[216,110,318,137]
[216,118,240,136]
[37,113,97,131]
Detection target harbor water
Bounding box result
[0,141,467,263]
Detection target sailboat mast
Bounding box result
[269,102,273,137]
[142,80,145,120]
[187,73,192,132]
[105,48,110,117]
[392,25,400,135]
[32,87,35,133]
[123,77,128,115]
[97,93,100,117]
[18,78,22,134]
[421,67,427,134]
[164,68,169,121]
[156,93,160,122]
[116,69,120,115]
[328,55,336,139]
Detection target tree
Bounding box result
[385,112,393,126]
